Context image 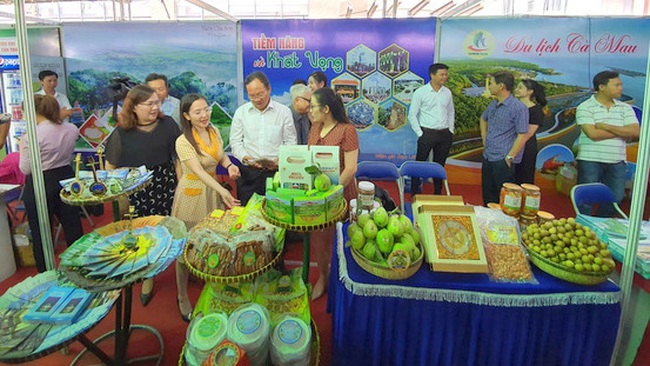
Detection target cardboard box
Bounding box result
[310,145,340,184]
[323,185,345,221]
[415,205,488,273]
[412,195,464,216]
[293,195,326,225]
[265,191,294,224]
[279,145,312,190]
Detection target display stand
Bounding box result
[260,199,348,285]
[59,179,184,366]
[0,271,118,365]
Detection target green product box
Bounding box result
[323,185,345,221]
[293,195,326,226]
[276,188,307,197]
[273,172,281,191]
[265,191,294,225]
[266,177,274,192]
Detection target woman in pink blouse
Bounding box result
[308,87,359,300]
[19,94,82,272]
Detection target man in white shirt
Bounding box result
[408,63,455,195]
[145,73,180,126]
[575,70,640,216]
[36,70,72,124]
[230,71,297,205]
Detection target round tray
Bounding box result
[60,175,152,206]
[184,246,284,284]
[260,198,348,233]
[350,244,424,281]
[524,247,611,285]
[178,318,321,366]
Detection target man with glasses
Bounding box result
[145,73,180,126]
[230,71,296,205]
[289,83,312,145]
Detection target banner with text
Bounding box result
[241,18,437,163]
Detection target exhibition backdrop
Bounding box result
[241,18,437,163]
[62,22,238,150]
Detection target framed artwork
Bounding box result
[416,205,488,273]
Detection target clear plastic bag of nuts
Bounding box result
[474,206,537,284]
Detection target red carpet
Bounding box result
[1,182,647,365]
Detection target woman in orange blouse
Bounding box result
[308,87,359,300]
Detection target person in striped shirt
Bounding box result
[575,71,640,216]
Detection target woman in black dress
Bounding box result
[513,79,547,184]
[105,84,181,305]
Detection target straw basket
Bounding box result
[184,247,284,284]
[351,245,423,281]
[525,248,610,285]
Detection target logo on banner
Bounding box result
[463,30,494,59]
[0,55,19,70]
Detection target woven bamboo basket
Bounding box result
[178,318,321,365]
[260,199,348,233]
[183,247,284,284]
[351,244,423,280]
[525,247,611,285]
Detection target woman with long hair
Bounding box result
[308,87,359,300]
[104,84,181,306]
[172,93,240,321]
[514,79,547,184]
[308,71,328,92]
[19,94,82,272]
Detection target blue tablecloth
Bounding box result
[328,224,622,366]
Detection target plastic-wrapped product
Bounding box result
[254,269,310,326]
[227,303,271,366]
[185,312,228,366]
[270,314,311,366]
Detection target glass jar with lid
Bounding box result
[357,181,375,211]
[520,183,541,217]
[536,210,555,224]
[499,183,522,217]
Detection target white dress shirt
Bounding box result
[36,89,72,124]
[230,100,297,162]
[408,83,455,137]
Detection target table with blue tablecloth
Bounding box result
[327,224,622,366]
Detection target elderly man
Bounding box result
[230,71,297,205]
[145,73,180,125]
[480,71,529,206]
[289,84,312,145]
[36,70,72,124]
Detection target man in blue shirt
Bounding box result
[480,71,530,206]
[145,73,180,126]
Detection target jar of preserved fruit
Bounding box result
[537,210,555,224]
[520,184,541,217]
[518,215,537,231]
[499,183,522,217]
[357,181,376,211]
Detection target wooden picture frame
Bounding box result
[416,205,488,273]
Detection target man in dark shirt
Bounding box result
[289,84,312,145]
[480,71,529,206]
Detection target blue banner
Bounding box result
[241,18,437,163]
[0,55,19,71]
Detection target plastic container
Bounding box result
[518,215,537,231]
[499,183,522,217]
[486,202,501,211]
[357,181,375,211]
[536,211,555,224]
[227,303,270,366]
[185,312,228,366]
[270,315,311,366]
[520,184,541,217]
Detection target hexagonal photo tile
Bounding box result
[361,72,392,105]
[378,44,409,78]
[377,98,408,132]
[346,44,377,78]
[346,99,377,130]
[332,73,361,104]
[393,71,424,104]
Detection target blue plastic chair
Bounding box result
[570,183,628,219]
[355,161,402,209]
[398,161,450,216]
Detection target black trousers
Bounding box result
[236,165,276,206]
[514,136,537,185]
[412,127,453,194]
[481,157,515,206]
[24,166,83,272]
